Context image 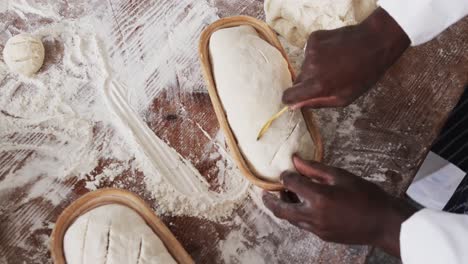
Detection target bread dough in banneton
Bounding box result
[264,0,377,47]
[63,204,176,264]
[209,25,314,182]
[2,33,45,76]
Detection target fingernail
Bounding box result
[292,154,301,163]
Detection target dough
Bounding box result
[264,0,377,47]
[64,204,177,264]
[209,25,314,182]
[2,33,45,76]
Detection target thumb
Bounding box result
[292,155,336,185]
[282,81,323,106]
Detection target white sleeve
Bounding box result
[378,0,468,46]
[400,209,468,264]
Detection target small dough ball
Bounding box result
[2,33,45,76]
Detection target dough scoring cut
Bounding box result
[209,25,314,182]
[264,0,377,47]
[2,33,45,76]
[64,204,176,264]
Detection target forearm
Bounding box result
[374,196,417,257]
[360,7,410,72]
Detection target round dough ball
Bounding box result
[2,33,45,76]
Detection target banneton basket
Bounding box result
[50,188,194,264]
[199,16,324,191]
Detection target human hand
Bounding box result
[283,8,410,109]
[263,155,416,257]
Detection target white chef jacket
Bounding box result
[379,0,468,46]
[401,209,468,264]
[378,0,468,263]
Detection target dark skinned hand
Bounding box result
[283,7,410,109]
[263,155,417,257]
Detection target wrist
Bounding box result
[375,196,417,257]
[361,7,410,68]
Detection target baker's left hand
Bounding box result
[262,155,416,257]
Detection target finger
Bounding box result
[284,218,314,232]
[280,171,323,196]
[290,96,341,110]
[262,191,301,220]
[294,221,314,231]
[292,155,336,185]
[280,190,301,203]
[282,81,323,106]
[294,72,306,84]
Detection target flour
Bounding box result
[217,188,325,263]
[0,1,253,260]
[1,0,251,217]
[0,1,8,13]
[0,22,105,206]
[0,0,383,263]
[9,0,62,20]
[85,163,127,191]
[9,1,244,261]
[1,3,282,263]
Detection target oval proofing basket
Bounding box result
[199,16,324,191]
[50,188,194,264]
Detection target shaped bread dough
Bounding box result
[264,0,377,47]
[64,204,176,264]
[2,33,45,76]
[209,25,314,182]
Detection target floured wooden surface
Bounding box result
[0,0,466,263]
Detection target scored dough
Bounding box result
[63,204,176,264]
[209,25,314,182]
[264,0,377,47]
[2,33,45,76]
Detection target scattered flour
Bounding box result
[0,1,8,13]
[0,0,386,262]
[0,0,249,220]
[0,1,251,261]
[0,22,107,205]
[85,163,127,191]
[218,188,325,263]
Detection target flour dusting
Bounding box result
[0,0,253,261]
[0,0,376,263]
[1,1,250,215]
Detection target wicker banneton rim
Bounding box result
[50,188,194,264]
[199,16,324,191]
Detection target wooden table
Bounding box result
[0,0,466,263]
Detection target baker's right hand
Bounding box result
[283,7,410,109]
[262,155,417,257]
